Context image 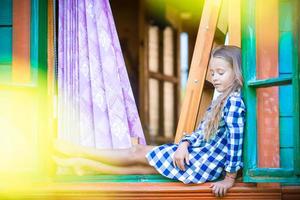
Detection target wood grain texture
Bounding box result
[1,182,299,200]
[175,0,222,143]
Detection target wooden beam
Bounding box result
[138,0,150,143]
[175,0,223,143]
[3,181,300,199]
[149,71,179,83]
[228,0,241,46]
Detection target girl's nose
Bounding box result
[212,75,218,82]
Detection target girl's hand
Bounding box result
[209,175,235,197]
[173,141,190,171]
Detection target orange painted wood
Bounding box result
[216,0,228,35]
[2,182,299,199]
[195,86,214,126]
[282,186,300,200]
[48,0,54,96]
[228,0,241,47]
[256,0,280,169]
[175,0,223,143]
[12,0,31,83]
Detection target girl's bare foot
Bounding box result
[53,156,86,176]
[53,156,104,176]
[54,139,84,157]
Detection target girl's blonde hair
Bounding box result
[202,45,243,141]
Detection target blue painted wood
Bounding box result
[0,27,12,82]
[242,0,300,183]
[280,117,294,148]
[278,0,298,175]
[0,27,12,64]
[30,0,39,84]
[280,148,294,168]
[0,0,12,25]
[279,32,293,74]
[279,85,293,116]
[292,0,300,175]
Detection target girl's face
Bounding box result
[209,57,235,92]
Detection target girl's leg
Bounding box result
[54,140,156,166]
[53,156,158,175]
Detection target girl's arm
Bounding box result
[211,96,245,197]
[179,131,200,145]
[224,95,245,173]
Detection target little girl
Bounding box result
[54,45,245,197]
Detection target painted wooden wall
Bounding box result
[278,0,294,170]
[0,0,49,179]
[242,0,299,183]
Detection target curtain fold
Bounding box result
[58,0,145,149]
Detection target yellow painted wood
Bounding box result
[228,0,241,47]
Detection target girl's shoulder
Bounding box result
[224,91,246,110]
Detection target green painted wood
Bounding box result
[248,168,294,177]
[32,0,48,177]
[0,0,12,83]
[242,0,300,183]
[54,175,178,183]
[0,64,11,82]
[279,0,293,32]
[0,0,12,25]
[247,76,292,88]
[241,0,257,182]
[292,0,300,175]
[244,175,300,183]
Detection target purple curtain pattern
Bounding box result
[58,0,145,149]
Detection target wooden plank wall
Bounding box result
[256,0,280,169]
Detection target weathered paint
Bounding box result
[242,0,300,183]
[242,0,257,180]
[0,0,12,82]
[292,0,300,175]
[12,0,31,83]
[256,0,280,169]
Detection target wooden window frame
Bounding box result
[242,0,300,183]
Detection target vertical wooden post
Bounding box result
[256,0,280,169]
[158,28,164,137]
[138,0,150,143]
[256,0,280,188]
[12,0,31,83]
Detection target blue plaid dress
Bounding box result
[146,91,245,184]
